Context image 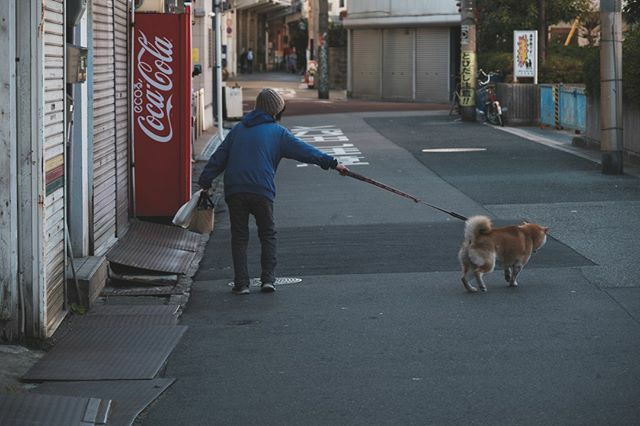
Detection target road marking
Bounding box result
[292,125,369,167]
[421,148,487,153]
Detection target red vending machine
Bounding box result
[133,8,192,217]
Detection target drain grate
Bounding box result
[227,277,302,287]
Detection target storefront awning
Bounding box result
[235,0,291,13]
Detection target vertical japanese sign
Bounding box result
[460,51,476,107]
[513,30,538,83]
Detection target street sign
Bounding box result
[513,30,538,83]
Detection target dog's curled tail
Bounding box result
[464,215,492,242]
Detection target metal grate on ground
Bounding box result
[106,221,204,274]
[0,393,110,426]
[32,378,175,426]
[22,326,187,382]
[228,277,303,287]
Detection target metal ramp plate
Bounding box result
[0,393,110,426]
[85,304,181,317]
[106,221,203,274]
[67,304,180,327]
[22,326,187,381]
[32,378,175,426]
[126,221,202,251]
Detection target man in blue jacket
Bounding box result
[199,88,349,295]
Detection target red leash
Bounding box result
[344,170,468,221]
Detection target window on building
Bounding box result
[340,0,345,7]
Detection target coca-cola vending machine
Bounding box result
[133,8,192,217]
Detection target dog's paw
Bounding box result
[463,283,478,293]
[461,278,478,293]
[508,281,519,287]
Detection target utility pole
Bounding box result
[317,0,329,99]
[459,0,476,121]
[600,0,623,174]
[214,0,224,142]
[538,0,547,68]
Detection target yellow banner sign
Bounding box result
[460,51,476,107]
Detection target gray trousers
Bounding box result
[227,193,276,286]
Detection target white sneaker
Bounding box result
[260,282,276,293]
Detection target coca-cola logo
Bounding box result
[134,30,174,143]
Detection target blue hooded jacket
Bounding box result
[198,110,338,201]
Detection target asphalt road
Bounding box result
[141,111,640,425]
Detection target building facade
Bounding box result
[233,0,292,73]
[1,0,133,341]
[343,0,460,102]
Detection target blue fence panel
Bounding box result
[539,84,587,132]
[559,86,586,132]
[539,85,556,127]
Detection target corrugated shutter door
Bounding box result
[92,0,118,254]
[415,27,450,103]
[43,0,67,335]
[114,0,130,236]
[382,28,413,100]
[351,29,381,99]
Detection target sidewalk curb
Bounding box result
[494,125,640,178]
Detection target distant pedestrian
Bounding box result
[288,48,298,74]
[239,48,247,74]
[246,48,254,74]
[198,89,349,294]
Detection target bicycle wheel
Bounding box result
[486,104,500,125]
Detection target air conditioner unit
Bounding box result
[135,0,165,13]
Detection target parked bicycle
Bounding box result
[449,76,461,116]
[476,69,504,126]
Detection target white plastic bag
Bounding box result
[172,190,202,228]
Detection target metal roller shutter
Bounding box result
[382,28,414,101]
[114,0,130,237]
[92,0,118,254]
[415,27,450,103]
[351,29,381,99]
[43,0,67,335]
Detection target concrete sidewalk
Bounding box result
[496,125,640,177]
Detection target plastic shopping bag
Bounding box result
[172,190,202,228]
[188,192,215,234]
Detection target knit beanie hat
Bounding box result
[255,88,286,117]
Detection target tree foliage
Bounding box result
[624,0,640,25]
[582,26,640,102]
[328,22,347,48]
[476,0,591,52]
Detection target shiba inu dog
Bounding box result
[458,215,549,292]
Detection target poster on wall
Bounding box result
[513,30,538,83]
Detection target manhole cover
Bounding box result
[227,277,303,287]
